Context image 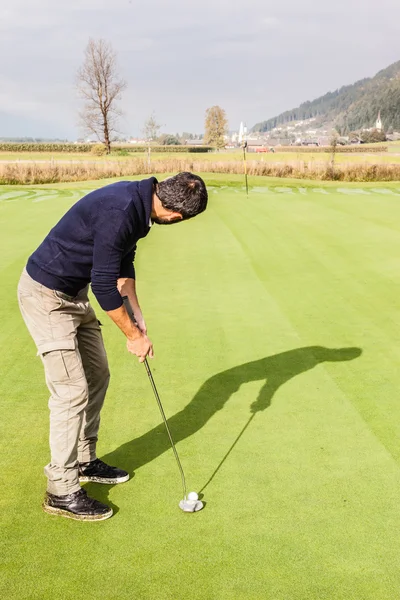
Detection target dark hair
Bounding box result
[156,172,208,220]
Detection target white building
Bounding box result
[238,122,248,144]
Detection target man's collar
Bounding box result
[138,176,158,231]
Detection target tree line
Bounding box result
[77,39,229,153]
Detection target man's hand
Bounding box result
[127,333,154,363]
[106,304,153,362]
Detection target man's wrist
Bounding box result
[127,325,142,342]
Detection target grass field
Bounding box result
[1,149,400,165]
[2,174,400,599]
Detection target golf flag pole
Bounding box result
[242,140,248,198]
[199,412,256,493]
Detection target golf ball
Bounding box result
[187,491,198,501]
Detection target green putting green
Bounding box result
[1,175,400,599]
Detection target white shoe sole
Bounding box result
[43,503,113,521]
[79,473,130,484]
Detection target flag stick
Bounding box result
[242,141,248,198]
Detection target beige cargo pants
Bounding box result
[17,268,110,496]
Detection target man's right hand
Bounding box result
[127,334,154,363]
[106,304,154,362]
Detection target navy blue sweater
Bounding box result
[26,177,156,311]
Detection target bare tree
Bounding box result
[143,111,162,143]
[142,112,162,167]
[328,131,339,178]
[77,39,126,154]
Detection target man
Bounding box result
[17,172,208,522]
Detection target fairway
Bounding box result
[2,176,400,599]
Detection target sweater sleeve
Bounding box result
[91,208,133,311]
[119,246,136,279]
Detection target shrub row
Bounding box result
[1,157,399,184]
[114,145,213,153]
[0,143,213,153]
[0,143,93,152]
[262,145,388,153]
[0,142,386,154]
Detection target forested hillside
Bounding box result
[252,61,400,134]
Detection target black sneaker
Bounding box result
[78,458,129,484]
[43,488,113,521]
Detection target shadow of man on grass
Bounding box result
[88,346,361,511]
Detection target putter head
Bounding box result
[179,499,204,513]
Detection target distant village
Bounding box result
[224,113,400,152]
[56,112,400,150]
[105,112,400,151]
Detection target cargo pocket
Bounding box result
[38,339,84,385]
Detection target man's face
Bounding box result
[151,190,183,224]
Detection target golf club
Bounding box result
[122,296,203,513]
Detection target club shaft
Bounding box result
[121,296,187,499]
[143,358,187,499]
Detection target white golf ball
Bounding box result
[187,491,198,501]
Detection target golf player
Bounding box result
[17,172,208,521]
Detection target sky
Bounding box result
[0,0,399,139]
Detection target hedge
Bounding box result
[0,142,386,154]
[114,145,213,153]
[251,145,388,154]
[0,143,213,153]
[0,143,92,152]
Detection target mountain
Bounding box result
[252,60,400,135]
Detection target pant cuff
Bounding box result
[46,482,81,496]
[77,451,97,464]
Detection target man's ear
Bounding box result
[170,211,183,221]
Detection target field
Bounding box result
[2,148,400,185]
[2,174,400,599]
[1,147,400,164]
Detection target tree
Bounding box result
[182,131,194,140]
[142,112,162,167]
[204,106,228,149]
[158,134,181,145]
[77,38,126,154]
[361,128,387,143]
[328,131,339,179]
[143,111,162,144]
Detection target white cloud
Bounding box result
[262,17,279,28]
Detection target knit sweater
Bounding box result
[26,177,156,311]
